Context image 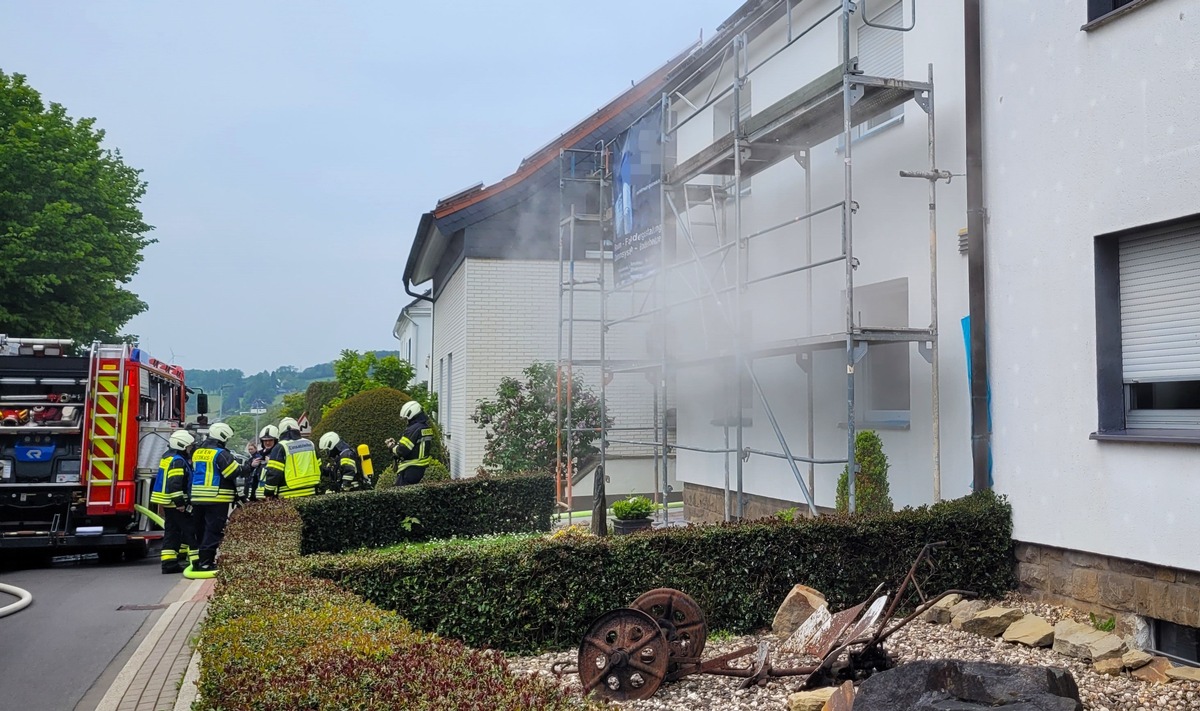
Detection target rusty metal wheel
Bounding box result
[632,587,707,671]
[578,608,670,701]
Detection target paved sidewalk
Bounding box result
[93,577,212,711]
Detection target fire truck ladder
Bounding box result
[84,343,130,515]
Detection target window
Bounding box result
[405,338,412,364]
[438,357,445,418]
[1087,0,1138,23]
[714,81,751,194]
[1095,215,1200,436]
[849,278,911,425]
[1153,618,1200,666]
[855,1,904,137]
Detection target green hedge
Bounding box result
[195,501,594,710]
[297,472,555,555]
[311,490,1015,654]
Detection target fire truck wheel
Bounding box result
[125,539,149,560]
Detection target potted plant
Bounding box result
[611,495,656,535]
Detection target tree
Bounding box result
[324,350,417,415]
[472,362,609,475]
[0,71,154,343]
[312,387,447,472]
[836,430,895,514]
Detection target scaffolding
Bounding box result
[558,0,947,521]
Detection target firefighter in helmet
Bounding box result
[151,429,197,574]
[318,431,370,492]
[384,401,435,486]
[189,422,245,572]
[263,417,320,499]
[244,424,279,501]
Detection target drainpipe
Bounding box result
[405,280,434,304]
[965,0,991,492]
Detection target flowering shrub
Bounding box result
[195,500,594,710]
[472,362,610,474]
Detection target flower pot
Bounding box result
[611,517,653,535]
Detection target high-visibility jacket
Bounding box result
[151,452,190,506]
[264,433,320,498]
[392,414,435,475]
[190,440,241,504]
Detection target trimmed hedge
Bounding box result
[312,386,448,469]
[297,472,555,554]
[311,490,1015,654]
[196,501,594,710]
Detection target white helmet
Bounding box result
[278,416,300,433]
[208,422,234,444]
[259,424,280,440]
[318,432,339,452]
[168,430,195,451]
[400,401,422,419]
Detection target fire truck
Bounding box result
[0,335,193,561]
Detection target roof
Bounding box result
[404,40,701,287]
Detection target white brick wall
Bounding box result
[433,263,467,477]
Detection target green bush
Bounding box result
[313,490,1015,654]
[836,430,894,514]
[296,472,555,554]
[196,501,593,710]
[312,387,447,471]
[612,495,655,520]
[304,380,340,426]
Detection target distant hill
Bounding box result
[185,351,395,415]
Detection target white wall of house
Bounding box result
[394,301,432,386]
[983,0,1200,571]
[433,257,672,496]
[668,0,973,512]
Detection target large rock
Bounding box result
[949,600,988,630]
[853,659,1083,711]
[786,686,836,711]
[962,607,1025,637]
[1166,665,1200,682]
[1092,658,1123,676]
[1051,620,1126,661]
[1130,656,1173,683]
[773,584,828,637]
[1120,648,1153,670]
[1003,615,1054,647]
[922,594,963,624]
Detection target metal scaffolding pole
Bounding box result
[840,0,859,513]
[733,33,746,520]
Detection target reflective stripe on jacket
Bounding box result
[150,453,189,505]
[279,438,320,498]
[190,446,239,503]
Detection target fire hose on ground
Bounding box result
[0,583,33,618]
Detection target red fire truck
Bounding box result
[0,335,191,562]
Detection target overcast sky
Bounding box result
[0,0,736,373]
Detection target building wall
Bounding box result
[396,305,433,386]
[432,263,467,477]
[982,0,1200,572]
[669,1,972,512]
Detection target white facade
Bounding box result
[430,258,672,496]
[666,1,973,512]
[983,0,1200,571]
[393,296,432,387]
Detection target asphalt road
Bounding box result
[0,552,180,711]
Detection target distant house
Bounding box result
[403,47,695,494]
[392,292,432,387]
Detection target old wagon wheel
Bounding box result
[578,608,670,701]
[632,587,708,671]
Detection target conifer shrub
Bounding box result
[836,430,894,514]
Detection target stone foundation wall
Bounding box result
[1015,541,1200,632]
[683,482,832,522]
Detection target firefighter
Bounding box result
[384,401,435,486]
[318,431,370,492]
[263,417,320,499]
[244,425,278,501]
[151,429,197,574]
[189,422,244,572]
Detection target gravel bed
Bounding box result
[505,594,1200,710]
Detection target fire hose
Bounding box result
[0,583,33,618]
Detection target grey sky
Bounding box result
[0,0,736,374]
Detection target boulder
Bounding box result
[922,593,962,624]
[853,659,1083,711]
[1130,656,1173,683]
[773,584,828,637]
[1166,665,1200,683]
[1003,615,1054,647]
[786,686,836,711]
[1052,620,1126,661]
[962,607,1025,637]
[1092,658,1123,676]
[949,600,988,630]
[1120,648,1153,670]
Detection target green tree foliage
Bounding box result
[836,430,895,514]
[325,350,432,416]
[279,391,306,420]
[471,362,609,475]
[305,380,340,426]
[312,388,447,475]
[0,71,154,343]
